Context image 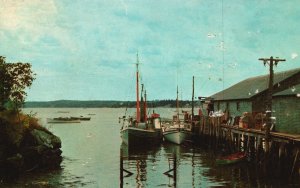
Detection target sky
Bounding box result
[0,0,299,101]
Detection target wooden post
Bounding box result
[120,147,123,188]
[237,133,241,151]
[163,153,177,187]
[256,136,262,163]
[173,153,177,187]
[291,148,299,177]
[258,56,285,154]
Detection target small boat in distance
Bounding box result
[70,116,91,121]
[216,152,247,165]
[47,117,81,123]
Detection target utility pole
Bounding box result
[191,76,195,132]
[258,56,285,154]
[192,76,195,120]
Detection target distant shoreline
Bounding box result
[24,100,194,108]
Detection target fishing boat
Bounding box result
[120,53,163,147]
[70,116,91,121]
[163,124,189,145]
[162,86,191,145]
[216,152,246,165]
[47,117,80,123]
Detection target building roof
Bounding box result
[274,83,300,96]
[210,67,300,101]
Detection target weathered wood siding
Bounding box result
[252,93,268,113]
[214,100,252,117]
[273,96,300,134]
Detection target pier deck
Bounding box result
[220,124,300,144]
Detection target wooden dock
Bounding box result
[193,116,300,178]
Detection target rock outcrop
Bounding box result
[0,115,62,179]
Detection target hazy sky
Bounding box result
[0,0,299,101]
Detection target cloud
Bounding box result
[1,0,300,101]
[0,0,78,54]
[0,0,57,32]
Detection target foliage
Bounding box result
[0,56,12,110]
[0,56,35,111]
[0,110,51,136]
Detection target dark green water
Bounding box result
[1,108,297,187]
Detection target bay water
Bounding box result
[1,108,297,187]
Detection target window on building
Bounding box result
[217,102,220,110]
[226,102,229,110]
[237,102,240,111]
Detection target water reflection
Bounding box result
[120,142,300,188]
[12,108,298,187]
[120,143,161,187]
[119,143,224,188]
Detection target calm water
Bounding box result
[2,108,297,187]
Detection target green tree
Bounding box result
[0,56,12,110]
[0,56,35,111]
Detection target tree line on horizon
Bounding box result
[24,99,194,108]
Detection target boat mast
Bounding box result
[175,66,180,124]
[144,90,147,122]
[136,53,140,123]
[140,84,144,122]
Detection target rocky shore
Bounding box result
[0,111,62,180]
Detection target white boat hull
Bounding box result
[163,130,188,145]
